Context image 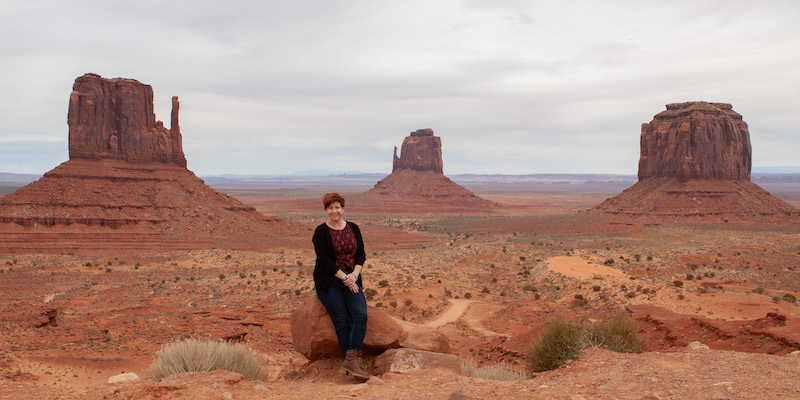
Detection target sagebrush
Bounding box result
[526,313,645,372]
[149,338,269,381]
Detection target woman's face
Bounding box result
[326,201,344,222]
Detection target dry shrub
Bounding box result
[460,358,527,381]
[526,317,582,372]
[591,313,646,353]
[527,314,645,372]
[150,338,269,381]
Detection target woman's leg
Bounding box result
[316,281,352,356]
[342,283,368,351]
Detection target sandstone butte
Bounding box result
[366,128,497,210]
[592,101,800,223]
[0,73,298,254]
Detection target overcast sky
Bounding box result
[1,0,798,176]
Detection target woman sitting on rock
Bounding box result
[312,192,370,381]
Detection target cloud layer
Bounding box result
[1,0,798,175]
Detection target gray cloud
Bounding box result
[1,0,798,176]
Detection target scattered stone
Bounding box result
[686,341,710,350]
[349,383,369,395]
[365,376,384,385]
[712,392,730,400]
[373,348,459,375]
[449,391,473,400]
[107,372,139,384]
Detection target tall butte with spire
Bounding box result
[366,128,496,210]
[0,73,296,254]
[592,101,799,223]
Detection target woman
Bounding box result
[312,192,370,381]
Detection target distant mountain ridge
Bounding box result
[2,172,799,189]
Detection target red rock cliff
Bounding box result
[392,128,443,173]
[638,102,751,181]
[67,73,187,167]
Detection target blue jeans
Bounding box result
[316,279,368,355]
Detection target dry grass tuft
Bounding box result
[460,358,528,381]
[149,338,269,381]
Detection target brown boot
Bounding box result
[340,349,370,381]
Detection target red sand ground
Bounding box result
[1,185,799,399]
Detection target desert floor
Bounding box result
[1,184,799,399]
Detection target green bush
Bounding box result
[526,318,582,372]
[149,338,269,381]
[460,358,527,381]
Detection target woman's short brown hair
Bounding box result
[323,192,345,209]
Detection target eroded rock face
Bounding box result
[0,73,298,254]
[393,128,443,173]
[591,101,799,223]
[368,129,497,209]
[638,102,751,181]
[68,73,186,167]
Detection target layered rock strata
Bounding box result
[368,129,496,209]
[638,102,751,180]
[68,73,186,166]
[593,102,799,223]
[0,73,295,254]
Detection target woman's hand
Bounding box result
[346,280,360,293]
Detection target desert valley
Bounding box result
[0,75,799,400]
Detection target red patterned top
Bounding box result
[329,224,357,272]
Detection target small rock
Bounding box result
[711,392,729,400]
[349,383,369,395]
[449,391,472,400]
[366,376,384,385]
[222,392,233,400]
[686,341,710,350]
[787,350,800,357]
[107,372,139,384]
[641,394,663,400]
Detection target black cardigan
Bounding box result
[312,221,366,293]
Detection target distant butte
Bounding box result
[592,101,800,223]
[0,73,298,254]
[366,129,497,210]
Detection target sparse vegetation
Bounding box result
[526,314,645,372]
[526,317,582,372]
[149,338,269,381]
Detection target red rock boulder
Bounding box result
[290,295,450,360]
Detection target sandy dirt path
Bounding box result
[426,299,474,328]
